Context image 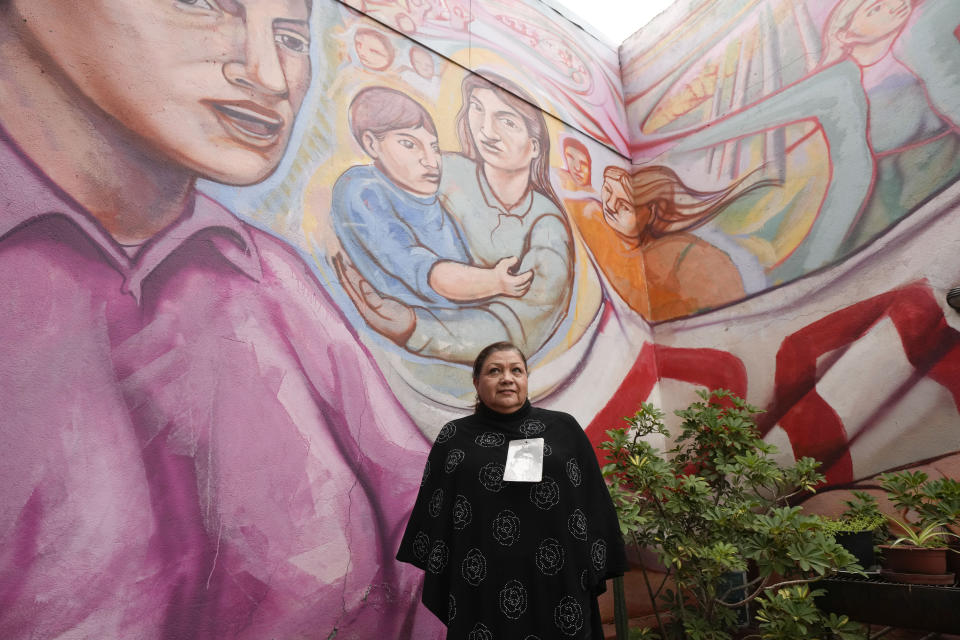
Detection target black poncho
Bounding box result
[397,400,626,639]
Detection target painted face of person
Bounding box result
[602,176,642,238]
[473,349,529,414]
[467,88,540,174]
[564,146,591,187]
[13,0,312,186]
[844,0,911,43]
[409,46,435,80]
[364,127,441,196]
[355,29,394,71]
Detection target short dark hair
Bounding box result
[348,86,437,151]
[472,341,528,382]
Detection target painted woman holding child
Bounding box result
[336,73,582,366]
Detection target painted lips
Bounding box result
[479,135,503,154]
[208,100,286,147]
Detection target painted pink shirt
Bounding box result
[0,133,442,639]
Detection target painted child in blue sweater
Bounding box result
[332,86,532,308]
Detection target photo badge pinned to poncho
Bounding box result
[503,438,544,482]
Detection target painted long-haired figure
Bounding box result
[0,1,441,638]
[567,165,774,321]
[626,165,776,246]
[339,71,584,365]
[331,86,532,309]
[454,72,566,214]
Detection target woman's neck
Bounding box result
[476,398,532,422]
[0,21,194,245]
[482,163,531,211]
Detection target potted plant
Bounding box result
[821,513,885,571]
[911,476,960,574]
[602,390,863,639]
[877,471,960,584]
[820,492,886,571]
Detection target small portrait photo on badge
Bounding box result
[503,438,544,482]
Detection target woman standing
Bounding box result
[398,342,626,638]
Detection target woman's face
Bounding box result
[602,176,643,237]
[473,349,528,414]
[14,0,312,186]
[845,0,911,43]
[467,87,540,173]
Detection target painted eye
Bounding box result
[276,31,310,54]
[176,0,216,10]
[398,139,415,149]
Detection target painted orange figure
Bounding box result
[571,165,774,321]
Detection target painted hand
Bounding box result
[494,256,534,298]
[334,253,416,346]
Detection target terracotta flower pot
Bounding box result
[880,545,947,575]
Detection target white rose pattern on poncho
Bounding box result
[397,401,626,639]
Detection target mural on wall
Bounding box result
[0,0,651,637]
[623,0,960,312]
[648,185,960,489]
[7,0,958,636]
[0,0,449,638]
[617,0,960,490]
[219,1,654,435]
[338,0,630,153]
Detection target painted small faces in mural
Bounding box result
[559,137,593,192]
[409,45,437,79]
[355,26,395,70]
